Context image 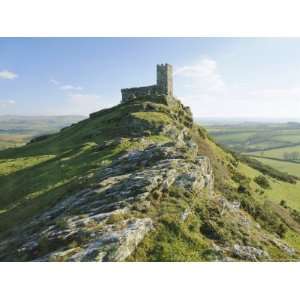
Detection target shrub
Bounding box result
[277,223,287,238]
[29,134,52,144]
[238,184,250,195]
[222,184,288,237]
[291,209,300,223]
[231,170,248,183]
[200,221,222,241]
[197,127,207,139]
[254,175,270,189]
[280,200,287,208]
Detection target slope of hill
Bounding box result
[0,95,299,261]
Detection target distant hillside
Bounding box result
[0,115,85,150]
[204,121,300,185]
[204,121,300,153]
[0,115,85,132]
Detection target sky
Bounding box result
[1,37,300,120]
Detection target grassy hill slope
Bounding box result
[0,96,299,261]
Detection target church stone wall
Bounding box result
[121,85,158,102]
[121,64,173,103]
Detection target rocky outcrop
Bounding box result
[1,93,298,262]
[232,244,269,261]
[0,133,214,261]
[37,218,153,262]
[0,91,220,261]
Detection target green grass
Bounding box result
[127,187,214,262]
[263,181,300,211]
[205,122,300,153]
[237,161,261,178]
[249,145,300,160]
[245,141,288,151]
[284,229,300,252]
[1,104,300,260]
[205,122,300,213]
[252,157,300,177]
[0,155,55,176]
[0,134,30,150]
[237,162,300,211]
[214,132,256,143]
[0,99,176,236]
[132,111,173,125]
[0,140,131,233]
[274,134,300,143]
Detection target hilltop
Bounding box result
[0,93,299,261]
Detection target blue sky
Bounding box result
[1,38,300,119]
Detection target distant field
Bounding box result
[0,115,84,150]
[213,132,255,143]
[0,134,29,150]
[248,145,300,161]
[204,121,300,181]
[238,162,300,211]
[250,156,300,177]
[205,122,300,153]
[274,134,300,143]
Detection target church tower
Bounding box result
[156,64,173,96]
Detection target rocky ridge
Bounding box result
[0,96,214,261]
[0,94,298,261]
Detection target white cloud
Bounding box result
[175,58,226,93]
[60,85,83,91]
[0,70,18,80]
[50,79,83,91]
[174,57,300,119]
[0,99,16,108]
[174,58,228,117]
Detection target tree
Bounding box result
[283,151,300,161]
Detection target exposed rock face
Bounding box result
[38,218,153,262]
[0,108,214,261]
[232,245,269,261]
